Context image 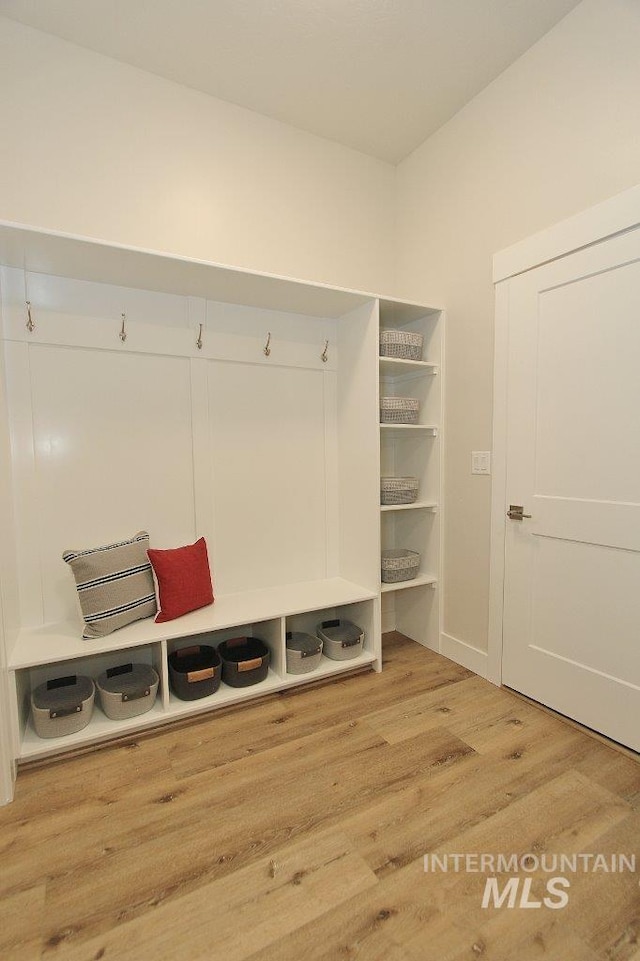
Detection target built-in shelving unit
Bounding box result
[379,299,443,648]
[0,223,442,781]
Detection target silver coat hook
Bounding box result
[26,301,35,333]
[119,313,127,342]
[264,332,271,357]
[196,323,203,350]
[321,339,329,363]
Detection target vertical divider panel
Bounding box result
[336,299,381,668]
[337,300,380,592]
[0,320,20,797]
[9,670,26,759]
[189,356,215,552]
[253,618,285,678]
[278,616,287,678]
[159,640,170,709]
[323,361,339,577]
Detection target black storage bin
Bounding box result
[218,636,270,688]
[168,644,221,701]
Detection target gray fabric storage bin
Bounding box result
[31,674,95,739]
[96,662,159,720]
[316,619,364,661]
[286,631,322,674]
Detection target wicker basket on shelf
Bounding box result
[381,549,421,583]
[380,329,423,361]
[380,396,419,425]
[380,476,419,505]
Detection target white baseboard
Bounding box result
[440,632,488,679]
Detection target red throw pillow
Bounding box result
[147,537,214,623]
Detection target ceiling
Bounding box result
[0,0,582,164]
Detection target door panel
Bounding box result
[502,228,640,751]
[535,261,640,503]
[531,537,640,679]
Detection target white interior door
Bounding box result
[502,227,640,751]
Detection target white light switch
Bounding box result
[472,451,491,475]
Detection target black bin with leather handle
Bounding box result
[217,636,270,688]
[168,644,221,700]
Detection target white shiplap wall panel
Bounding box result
[24,344,196,626]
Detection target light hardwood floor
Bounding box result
[1,633,639,961]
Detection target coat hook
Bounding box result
[264,332,271,357]
[196,323,203,350]
[321,339,329,363]
[119,313,127,343]
[26,301,35,333]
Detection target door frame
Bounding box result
[488,182,640,686]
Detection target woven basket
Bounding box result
[380,329,423,361]
[381,549,420,583]
[286,631,323,675]
[380,396,419,425]
[31,675,95,739]
[97,663,159,720]
[380,476,419,505]
[316,619,364,661]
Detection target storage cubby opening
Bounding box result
[285,599,376,673]
[15,642,165,758]
[379,370,440,427]
[166,617,283,706]
[379,306,442,364]
[381,433,440,503]
[381,510,439,573]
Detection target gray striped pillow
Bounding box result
[63,531,157,639]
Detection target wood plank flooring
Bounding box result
[1,633,639,961]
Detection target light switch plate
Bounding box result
[472,451,491,475]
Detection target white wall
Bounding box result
[0,17,396,294]
[395,0,640,655]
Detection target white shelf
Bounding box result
[19,698,168,760]
[380,423,438,435]
[378,357,438,377]
[281,650,377,685]
[0,223,444,321]
[9,577,377,670]
[165,668,286,720]
[380,574,437,594]
[380,502,438,512]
